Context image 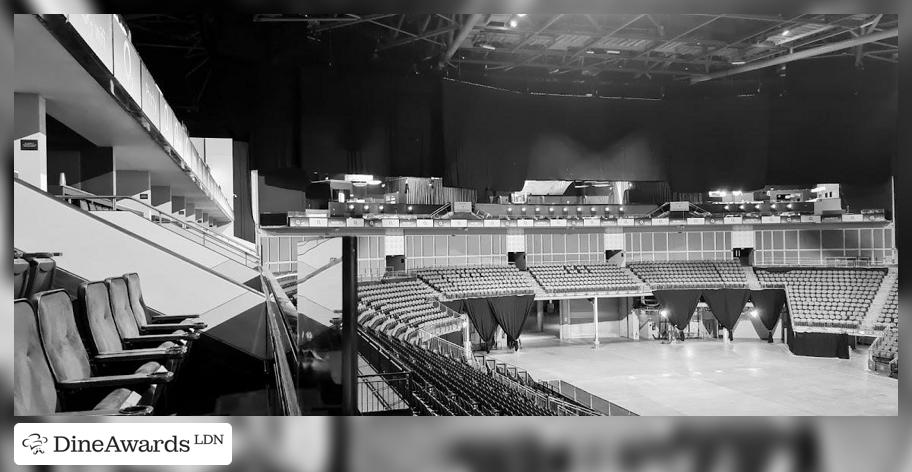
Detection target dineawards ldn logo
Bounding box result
[14,423,232,465]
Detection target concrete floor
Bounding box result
[489,335,898,416]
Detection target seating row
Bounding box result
[528,264,644,293]
[871,327,898,378]
[627,260,747,288]
[874,279,898,331]
[14,265,205,416]
[358,279,461,335]
[756,268,884,330]
[361,328,553,416]
[416,265,534,298]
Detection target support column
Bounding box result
[171,196,186,221]
[13,93,47,190]
[185,202,196,224]
[341,236,358,415]
[536,300,543,332]
[463,316,472,361]
[593,297,600,347]
[115,170,151,218]
[151,186,172,222]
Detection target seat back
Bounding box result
[26,256,56,297]
[33,289,93,382]
[105,277,142,337]
[14,258,30,298]
[79,281,125,354]
[123,273,153,324]
[14,299,59,415]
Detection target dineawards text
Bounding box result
[54,436,191,453]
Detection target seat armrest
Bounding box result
[139,323,203,334]
[58,372,173,390]
[51,405,154,416]
[122,334,195,347]
[147,306,201,320]
[93,347,186,363]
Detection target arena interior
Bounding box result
[12,13,899,416]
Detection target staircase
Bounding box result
[743,266,763,290]
[860,267,898,331]
[522,270,549,299]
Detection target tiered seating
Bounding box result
[529,264,644,293]
[874,279,898,331]
[14,295,171,415]
[13,254,203,415]
[13,250,57,299]
[358,279,460,335]
[362,329,554,416]
[628,260,747,288]
[416,265,534,298]
[871,327,898,367]
[755,268,885,329]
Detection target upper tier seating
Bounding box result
[362,328,554,416]
[627,260,747,289]
[875,279,898,331]
[871,327,898,364]
[417,265,534,298]
[14,299,155,416]
[755,268,885,329]
[529,264,644,293]
[358,279,460,335]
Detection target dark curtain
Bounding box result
[442,300,465,314]
[787,330,850,359]
[653,290,702,330]
[462,298,498,350]
[440,330,464,346]
[702,289,750,332]
[750,289,787,331]
[488,295,536,343]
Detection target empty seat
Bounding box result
[107,277,205,334]
[25,256,56,297]
[15,298,157,416]
[78,281,188,363]
[123,273,205,327]
[14,258,29,298]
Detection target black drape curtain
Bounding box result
[787,330,850,359]
[653,290,703,330]
[488,295,535,343]
[749,289,787,331]
[442,300,465,314]
[462,298,499,350]
[702,289,750,332]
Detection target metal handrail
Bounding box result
[262,271,302,416]
[428,202,452,218]
[58,191,258,268]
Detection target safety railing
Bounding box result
[543,379,637,416]
[754,256,896,268]
[428,202,452,218]
[357,373,412,414]
[57,188,259,268]
[262,270,302,416]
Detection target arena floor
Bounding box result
[490,335,898,416]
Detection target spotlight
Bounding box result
[771,204,777,210]
[563,207,568,212]
[516,13,527,17]
[349,204,355,210]
[576,207,582,212]
[535,207,540,212]
[660,309,669,318]
[618,206,625,212]
[731,60,747,65]
[379,205,384,211]
[750,309,759,318]
[787,204,793,210]
[755,204,761,210]
[782,29,790,36]
[739,204,746,210]
[549,207,554,212]
[509,19,518,28]
[364,205,370,211]
[507,207,513,212]
[407,206,413,212]
[521,207,527,212]
[724,205,730,211]
[591,207,597,212]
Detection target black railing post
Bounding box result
[342,236,358,415]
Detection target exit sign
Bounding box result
[20,139,38,151]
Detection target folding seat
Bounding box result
[14,258,30,299]
[25,255,56,297]
[14,299,155,416]
[123,273,206,327]
[107,277,204,336]
[79,281,190,365]
[28,291,174,413]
